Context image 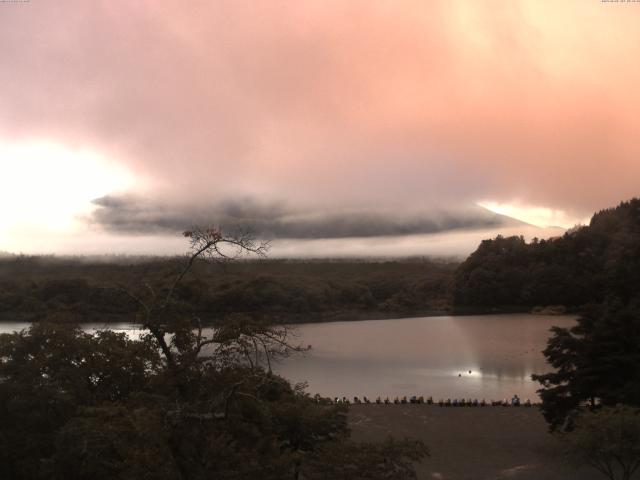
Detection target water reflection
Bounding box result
[273,314,576,400]
[0,314,576,400]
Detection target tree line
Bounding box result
[0,228,427,479]
[0,256,455,324]
[453,198,640,310]
[454,199,640,479]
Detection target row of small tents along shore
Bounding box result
[316,395,537,407]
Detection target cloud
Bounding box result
[0,0,638,222]
[89,194,525,239]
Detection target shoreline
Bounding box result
[0,306,575,326]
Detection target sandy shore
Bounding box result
[348,405,602,480]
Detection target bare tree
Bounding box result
[119,226,306,374]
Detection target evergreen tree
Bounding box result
[533,300,640,430]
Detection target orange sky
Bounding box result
[1,1,639,254]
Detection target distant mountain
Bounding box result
[465,204,535,227]
[261,205,532,239]
[453,198,640,310]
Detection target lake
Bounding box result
[274,314,575,401]
[0,314,574,401]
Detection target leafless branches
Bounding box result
[204,316,310,373]
[165,226,269,311]
[117,225,304,376]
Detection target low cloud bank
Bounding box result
[89,195,528,240]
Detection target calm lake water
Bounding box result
[0,314,575,401]
[274,314,576,401]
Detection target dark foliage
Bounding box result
[561,405,640,480]
[453,198,640,310]
[452,198,640,435]
[0,324,429,479]
[0,323,161,479]
[533,300,640,430]
[0,257,456,323]
[0,228,427,479]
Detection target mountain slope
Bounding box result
[453,198,640,310]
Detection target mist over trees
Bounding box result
[453,198,640,311]
[3,197,640,478]
[0,227,428,479]
[5,199,640,323]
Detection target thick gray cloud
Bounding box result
[89,195,526,239]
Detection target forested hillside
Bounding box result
[453,198,640,310]
[5,198,639,322]
[0,257,455,323]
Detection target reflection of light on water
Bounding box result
[452,369,482,379]
[451,367,537,384]
[411,367,486,381]
[3,315,575,400]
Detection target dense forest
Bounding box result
[2,202,640,478]
[0,229,428,479]
[450,198,640,444]
[0,256,456,324]
[453,198,640,311]
[3,198,640,324]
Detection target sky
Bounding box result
[1,0,639,257]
